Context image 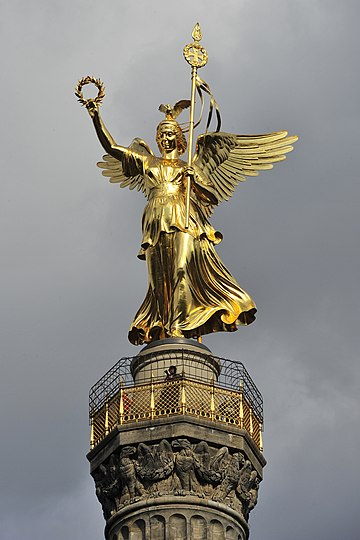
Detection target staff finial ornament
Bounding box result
[183,23,208,69]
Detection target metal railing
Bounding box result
[89,351,263,451]
[89,350,263,419]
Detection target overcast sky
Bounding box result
[1,1,359,539]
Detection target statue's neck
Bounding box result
[161,149,179,160]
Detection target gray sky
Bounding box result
[1,1,359,539]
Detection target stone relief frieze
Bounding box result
[92,439,260,521]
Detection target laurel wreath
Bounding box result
[75,76,105,107]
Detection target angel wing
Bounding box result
[96,138,155,194]
[193,131,298,216]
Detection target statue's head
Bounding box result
[156,119,187,156]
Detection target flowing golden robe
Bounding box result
[128,155,256,345]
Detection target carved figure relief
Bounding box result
[92,439,260,521]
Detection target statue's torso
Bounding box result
[145,158,187,201]
[139,157,219,256]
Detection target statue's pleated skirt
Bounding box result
[128,231,256,345]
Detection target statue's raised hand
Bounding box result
[75,76,105,117]
[86,99,98,118]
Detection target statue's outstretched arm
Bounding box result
[86,102,128,162]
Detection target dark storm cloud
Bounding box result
[1,1,359,539]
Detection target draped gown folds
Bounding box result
[120,153,257,345]
[96,123,297,346]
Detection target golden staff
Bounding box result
[183,23,208,229]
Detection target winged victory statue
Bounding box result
[76,25,297,346]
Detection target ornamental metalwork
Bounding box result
[89,350,263,450]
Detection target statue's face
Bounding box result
[157,124,177,154]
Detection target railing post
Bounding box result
[150,373,155,419]
[210,378,215,421]
[249,407,253,438]
[181,378,186,414]
[118,377,124,425]
[90,411,95,449]
[105,400,109,436]
[259,423,263,452]
[239,380,244,429]
[119,388,124,425]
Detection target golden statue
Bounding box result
[76,25,297,346]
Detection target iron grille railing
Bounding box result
[89,350,263,422]
[90,377,263,451]
[89,350,263,450]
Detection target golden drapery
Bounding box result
[128,158,256,345]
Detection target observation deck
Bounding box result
[89,339,263,451]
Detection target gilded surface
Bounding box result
[90,378,262,451]
[77,24,297,345]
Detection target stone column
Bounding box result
[88,339,265,539]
